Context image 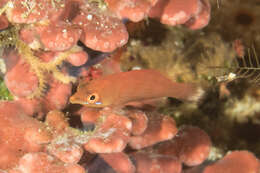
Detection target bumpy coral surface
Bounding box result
[1,0,258,173]
[149,0,211,29]
[0,0,211,100]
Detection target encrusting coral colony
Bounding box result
[0,0,259,173]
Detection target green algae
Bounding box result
[0,77,13,100]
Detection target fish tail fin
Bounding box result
[186,86,205,102]
[170,83,205,102]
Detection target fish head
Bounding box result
[69,80,109,107]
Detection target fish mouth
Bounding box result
[69,96,104,107]
[69,96,87,105]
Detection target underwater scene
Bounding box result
[0,0,259,172]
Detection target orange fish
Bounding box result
[70,69,203,107]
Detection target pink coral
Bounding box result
[10,152,85,173]
[0,0,212,105]
[72,2,129,52]
[99,153,136,173]
[149,0,211,29]
[5,0,51,24]
[48,140,84,164]
[105,0,158,22]
[0,14,8,30]
[131,152,182,173]
[45,110,69,134]
[0,0,219,172]
[129,112,178,149]
[156,125,212,166]
[35,21,82,51]
[0,102,51,169]
[83,108,132,153]
[4,53,38,97]
[203,151,260,173]
[127,109,148,135]
[0,99,259,173]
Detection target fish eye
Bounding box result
[87,93,99,104]
[90,95,96,100]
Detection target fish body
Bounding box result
[70,69,202,107]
